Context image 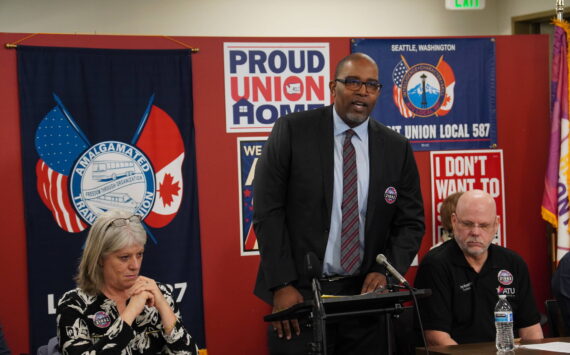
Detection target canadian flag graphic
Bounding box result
[135,104,185,228]
[435,56,456,116]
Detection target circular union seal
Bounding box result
[69,141,156,225]
[93,311,111,328]
[401,63,446,117]
[384,187,397,204]
[497,269,513,286]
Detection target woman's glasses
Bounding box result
[105,215,142,232]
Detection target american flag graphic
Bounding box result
[392,60,414,118]
[36,160,86,233]
[34,96,89,233]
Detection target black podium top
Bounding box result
[264,288,431,322]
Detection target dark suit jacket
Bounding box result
[253,105,425,304]
[553,251,570,331]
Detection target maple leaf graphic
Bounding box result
[158,173,181,207]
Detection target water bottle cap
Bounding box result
[499,294,506,299]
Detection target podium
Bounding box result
[265,287,431,355]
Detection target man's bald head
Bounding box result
[334,52,378,78]
[455,190,497,219]
[452,189,499,259]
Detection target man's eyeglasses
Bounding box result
[335,78,383,93]
[105,215,142,232]
[455,216,495,233]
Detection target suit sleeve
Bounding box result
[253,117,298,292]
[553,253,570,329]
[372,139,425,276]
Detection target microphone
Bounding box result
[305,252,322,280]
[375,254,409,287]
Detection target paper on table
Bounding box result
[518,342,570,353]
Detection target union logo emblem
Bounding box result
[93,311,112,328]
[392,55,456,118]
[497,269,514,286]
[69,142,156,225]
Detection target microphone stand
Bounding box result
[405,283,429,355]
[377,254,429,355]
[309,276,326,355]
[389,278,429,355]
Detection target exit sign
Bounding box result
[445,0,485,10]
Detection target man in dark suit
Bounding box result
[0,324,10,355]
[253,53,425,354]
[552,250,570,331]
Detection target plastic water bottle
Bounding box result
[495,294,514,351]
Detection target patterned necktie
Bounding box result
[340,129,361,274]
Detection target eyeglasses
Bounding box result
[335,78,383,93]
[105,215,142,232]
[455,216,495,233]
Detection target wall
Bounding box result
[0,0,562,37]
[497,0,557,35]
[0,33,28,354]
[0,32,550,354]
[0,0,504,37]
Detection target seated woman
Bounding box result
[439,191,463,242]
[56,209,198,354]
[430,191,463,250]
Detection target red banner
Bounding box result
[430,149,506,247]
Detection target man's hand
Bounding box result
[519,323,544,340]
[425,330,458,346]
[272,285,304,340]
[361,272,388,294]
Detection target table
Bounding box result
[415,337,570,354]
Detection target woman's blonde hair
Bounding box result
[75,209,147,295]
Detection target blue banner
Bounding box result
[17,46,205,350]
[237,137,266,255]
[352,38,496,151]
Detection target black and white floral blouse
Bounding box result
[56,283,198,354]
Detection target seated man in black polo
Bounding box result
[414,189,543,345]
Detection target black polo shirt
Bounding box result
[414,239,540,344]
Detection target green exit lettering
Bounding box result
[455,0,479,8]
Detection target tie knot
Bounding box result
[345,129,355,139]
